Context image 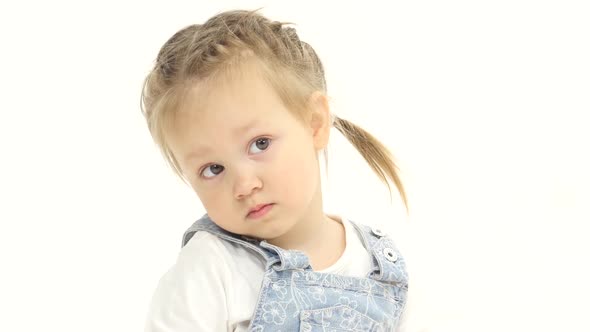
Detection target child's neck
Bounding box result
[267,212,346,271]
[309,215,346,270]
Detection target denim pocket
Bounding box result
[299,304,385,332]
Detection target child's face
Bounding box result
[166,67,329,240]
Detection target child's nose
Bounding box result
[232,167,262,200]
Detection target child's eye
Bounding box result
[248,137,271,154]
[200,164,224,179]
[198,138,270,180]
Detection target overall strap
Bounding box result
[181,214,280,268]
[348,220,409,285]
[259,241,312,271]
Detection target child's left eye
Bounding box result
[248,137,271,154]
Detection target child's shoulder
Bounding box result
[146,232,238,330]
[166,231,229,279]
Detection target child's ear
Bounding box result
[307,91,331,151]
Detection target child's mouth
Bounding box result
[247,203,274,219]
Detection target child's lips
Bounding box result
[247,203,274,219]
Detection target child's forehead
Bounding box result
[179,84,276,129]
[169,77,285,152]
[167,61,305,159]
[181,66,280,119]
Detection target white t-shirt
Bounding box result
[144,216,423,331]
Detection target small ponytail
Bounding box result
[333,116,409,214]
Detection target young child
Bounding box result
[142,9,414,331]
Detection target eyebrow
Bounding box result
[182,119,260,163]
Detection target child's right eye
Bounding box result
[200,164,224,179]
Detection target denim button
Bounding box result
[383,248,398,262]
[372,228,385,237]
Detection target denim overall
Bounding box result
[182,214,409,331]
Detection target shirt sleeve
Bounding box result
[144,232,232,332]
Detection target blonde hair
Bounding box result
[140,9,409,212]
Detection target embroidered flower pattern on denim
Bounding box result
[309,286,327,304]
[261,301,288,325]
[182,215,408,331]
[270,279,288,299]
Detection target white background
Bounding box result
[0,1,588,331]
